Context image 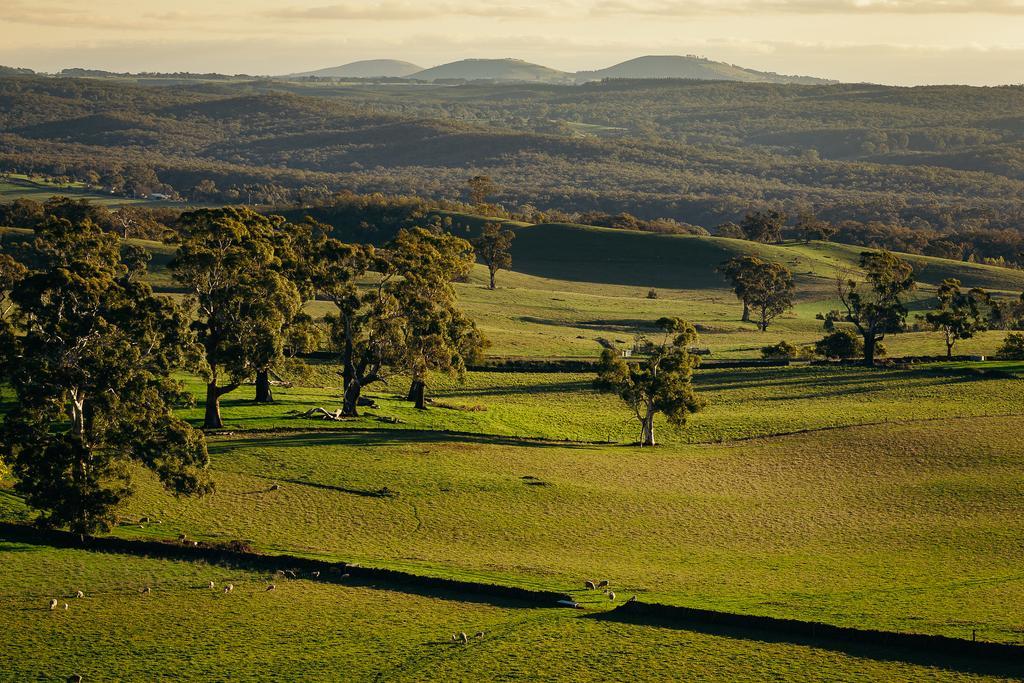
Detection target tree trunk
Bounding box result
[204,382,224,429]
[741,301,751,323]
[863,336,877,367]
[255,370,274,403]
[488,266,496,290]
[639,407,656,447]
[411,380,426,410]
[342,379,362,418]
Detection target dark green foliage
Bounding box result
[996,333,1024,360]
[761,341,798,360]
[168,207,302,428]
[815,329,864,360]
[740,211,786,244]
[838,251,915,365]
[718,256,794,330]
[472,223,515,290]
[923,279,991,357]
[595,317,705,446]
[0,218,210,534]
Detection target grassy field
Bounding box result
[5,543,1019,682]
[3,219,1024,680]
[0,174,189,208]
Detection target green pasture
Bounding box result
[4,216,1024,680]
[4,544,1017,681]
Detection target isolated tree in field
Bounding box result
[837,251,915,366]
[795,211,836,243]
[924,279,991,358]
[169,207,302,428]
[467,175,498,206]
[387,228,487,409]
[740,210,786,244]
[718,256,794,329]
[0,219,211,534]
[472,222,515,290]
[595,317,705,447]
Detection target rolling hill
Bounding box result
[574,55,835,85]
[410,59,573,83]
[287,59,423,79]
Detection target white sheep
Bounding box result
[584,580,596,590]
[311,571,320,578]
[474,631,485,639]
[607,591,615,601]
[597,580,609,589]
[224,584,234,594]
[75,590,84,599]
[63,603,69,610]
[49,599,58,610]
[141,586,151,595]
[459,632,468,644]
[208,581,215,589]
[67,675,82,683]
[266,584,276,592]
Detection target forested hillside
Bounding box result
[1,76,1023,261]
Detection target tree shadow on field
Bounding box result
[208,429,593,454]
[694,366,993,398]
[585,608,1024,680]
[441,379,592,398]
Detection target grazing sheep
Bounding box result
[607,591,615,601]
[341,573,351,579]
[63,603,69,610]
[224,584,234,594]
[208,581,215,589]
[627,595,637,603]
[451,634,458,642]
[284,570,297,578]
[459,632,468,644]
[178,533,187,542]
[597,580,609,589]
[75,591,84,599]
[276,570,285,577]
[311,571,320,578]
[474,631,484,639]
[266,584,276,592]
[269,484,280,491]
[67,675,82,683]
[49,599,58,610]
[141,587,151,595]
[584,580,596,590]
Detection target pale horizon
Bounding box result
[3,1,1024,86]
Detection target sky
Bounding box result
[2,0,1024,86]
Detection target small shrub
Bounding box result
[815,329,863,359]
[761,340,798,359]
[996,332,1024,360]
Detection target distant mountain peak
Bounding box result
[575,55,835,85]
[287,59,423,79]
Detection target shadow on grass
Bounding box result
[585,607,1024,680]
[208,429,594,454]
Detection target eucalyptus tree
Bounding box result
[595,317,705,447]
[838,251,916,366]
[0,218,211,534]
[471,223,515,290]
[168,207,302,428]
[925,279,991,357]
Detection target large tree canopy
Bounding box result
[0,218,211,534]
[595,317,705,447]
[168,207,302,428]
[838,251,916,365]
[924,279,992,358]
[718,255,794,329]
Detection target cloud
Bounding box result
[266,1,558,21]
[592,0,1024,16]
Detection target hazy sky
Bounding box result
[3,0,1024,85]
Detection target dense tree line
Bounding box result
[0,207,486,530]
